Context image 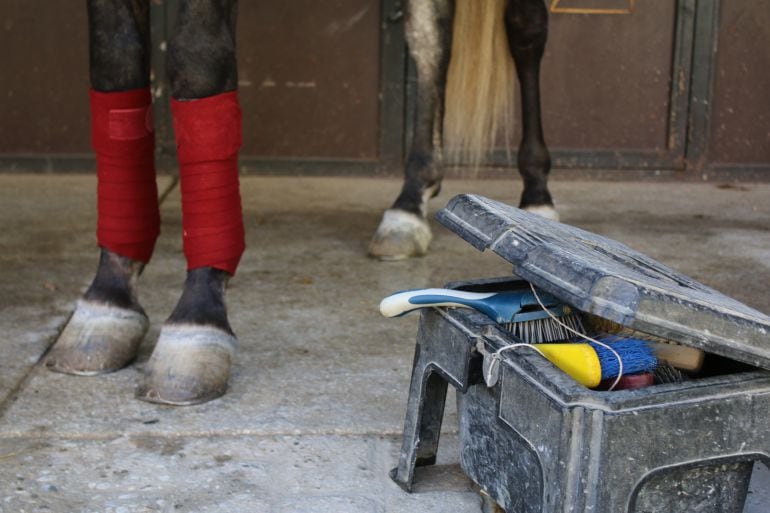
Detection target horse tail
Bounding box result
[443,0,515,167]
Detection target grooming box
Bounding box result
[390,194,770,513]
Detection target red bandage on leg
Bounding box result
[90,88,160,263]
[171,91,245,275]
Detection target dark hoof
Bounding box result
[368,209,432,260]
[136,324,237,406]
[46,300,148,375]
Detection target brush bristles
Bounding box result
[590,340,658,380]
[504,313,585,343]
[653,362,687,384]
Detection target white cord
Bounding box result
[485,343,546,386]
[528,283,624,391]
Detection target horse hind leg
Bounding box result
[369,0,454,260]
[505,0,558,221]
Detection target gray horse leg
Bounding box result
[369,0,454,260]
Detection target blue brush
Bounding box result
[526,339,657,388]
[590,338,658,381]
[380,286,584,343]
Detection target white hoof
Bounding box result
[368,209,432,261]
[524,204,559,222]
[46,299,148,375]
[137,324,237,406]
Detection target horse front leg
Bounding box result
[46,0,156,375]
[505,0,557,220]
[369,0,454,260]
[137,0,243,405]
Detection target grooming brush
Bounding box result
[533,340,657,388]
[380,286,584,343]
[647,342,704,372]
[585,315,705,373]
[653,361,688,385]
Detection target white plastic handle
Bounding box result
[379,288,495,318]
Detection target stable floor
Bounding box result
[0,175,768,513]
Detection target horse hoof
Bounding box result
[136,324,237,406]
[524,204,559,222]
[368,209,432,260]
[46,300,148,375]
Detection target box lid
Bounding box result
[436,194,770,370]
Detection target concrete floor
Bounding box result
[0,174,768,513]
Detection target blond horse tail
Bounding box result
[443,0,515,167]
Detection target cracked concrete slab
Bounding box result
[0,175,768,512]
[0,433,475,513]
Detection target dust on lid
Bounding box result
[436,194,770,370]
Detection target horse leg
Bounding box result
[47,0,157,375]
[505,0,557,220]
[369,0,454,260]
[137,0,244,405]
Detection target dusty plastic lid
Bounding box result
[436,194,770,370]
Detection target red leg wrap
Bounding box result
[91,88,160,263]
[171,91,245,275]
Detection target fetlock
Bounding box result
[46,250,149,375]
[137,267,236,405]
